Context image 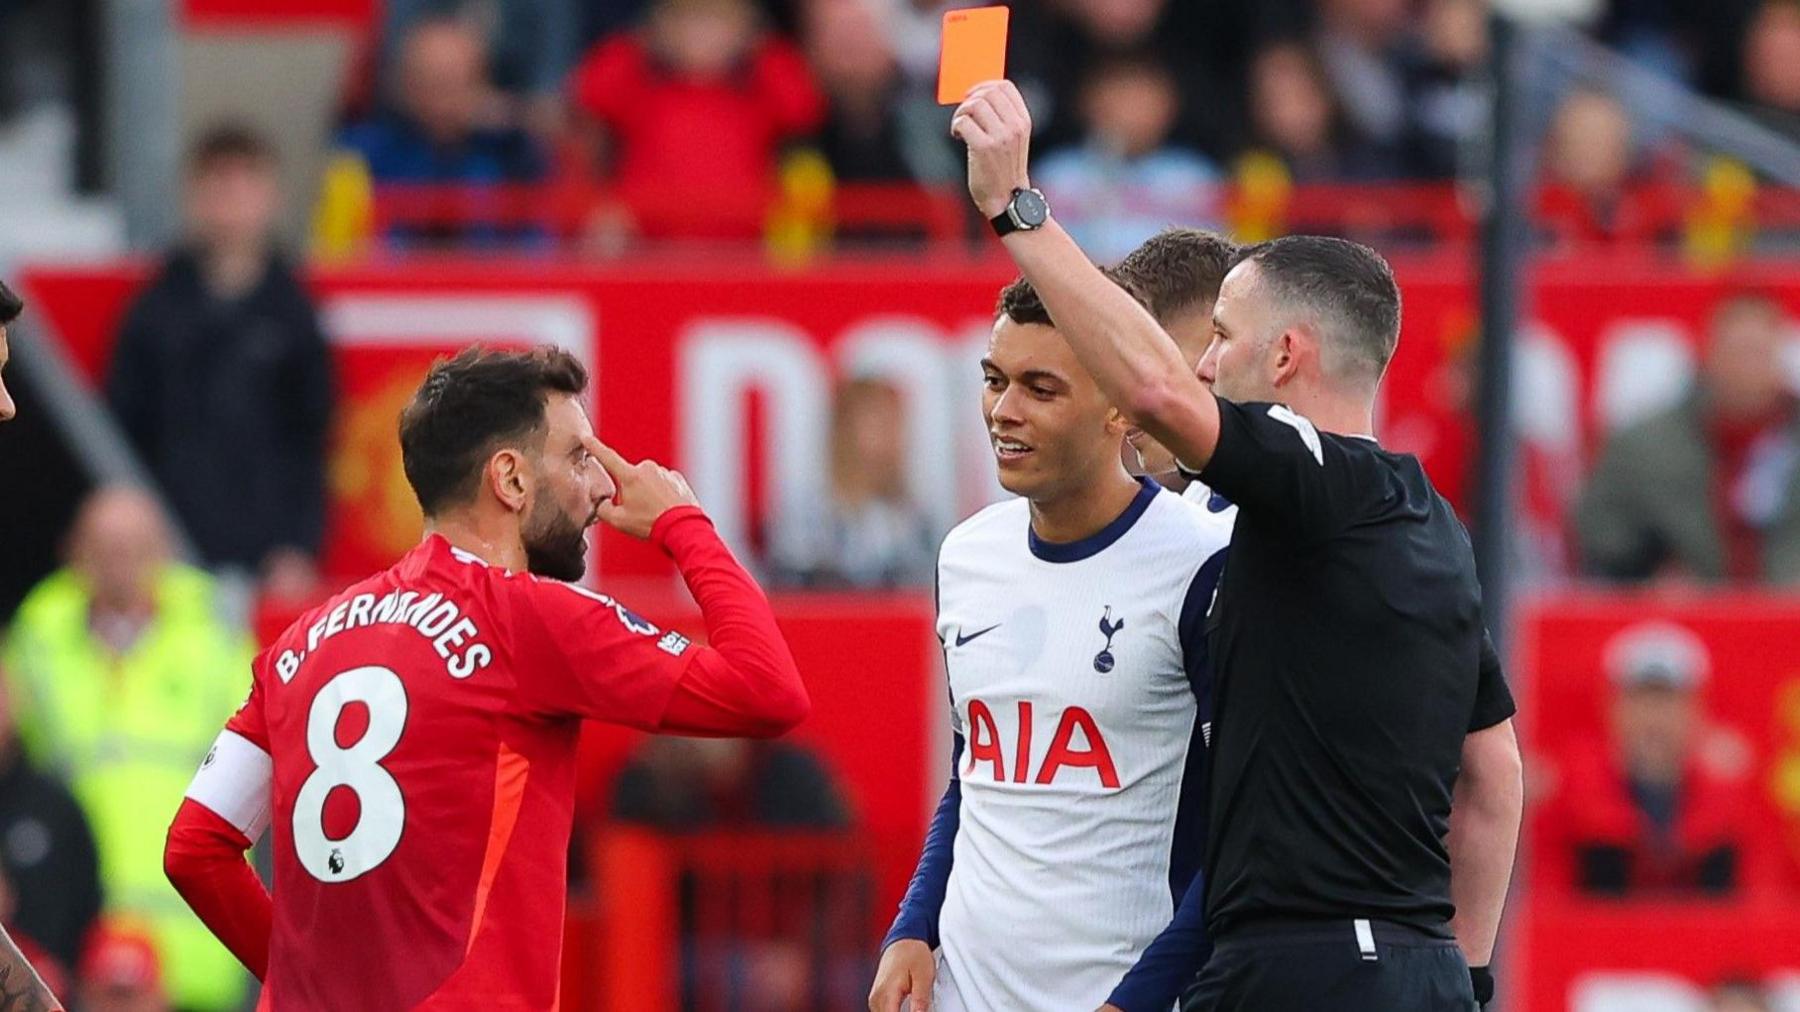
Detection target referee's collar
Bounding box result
[1028,476,1160,563]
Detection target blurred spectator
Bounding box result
[1312,0,1414,166]
[612,737,848,831]
[1738,0,1800,141]
[766,377,935,588]
[106,126,333,596]
[1404,0,1487,179]
[342,14,550,248]
[381,0,580,130]
[0,676,100,980]
[1035,53,1221,264]
[77,922,167,1012]
[1029,0,1231,157]
[1538,87,1669,245]
[1242,42,1390,182]
[799,0,914,182]
[1576,293,1800,583]
[1538,623,1772,897]
[0,487,253,1011]
[571,0,825,243]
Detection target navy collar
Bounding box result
[1028,476,1160,563]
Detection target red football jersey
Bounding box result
[228,534,700,1009]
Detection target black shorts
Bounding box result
[1180,919,1476,1012]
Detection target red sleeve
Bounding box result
[651,507,810,737]
[749,39,826,136]
[164,799,271,979]
[572,35,650,129]
[509,506,808,736]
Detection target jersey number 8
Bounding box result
[293,665,409,883]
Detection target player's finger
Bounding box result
[950,113,990,145]
[962,94,1005,135]
[588,438,633,478]
[993,79,1030,123]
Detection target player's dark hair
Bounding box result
[1232,235,1401,383]
[0,279,21,325]
[996,276,1055,327]
[1112,228,1238,324]
[399,345,588,517]
[188,122,276,173]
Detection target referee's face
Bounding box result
[982,317,1122,500]
[1201,261,1282,404]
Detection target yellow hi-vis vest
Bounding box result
[3,565,254,1011]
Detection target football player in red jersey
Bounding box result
[163,346,809,1010]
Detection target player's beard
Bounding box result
[522,496,591,582]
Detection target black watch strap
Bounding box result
[990,189,1025,237]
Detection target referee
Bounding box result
[951,82,1524,1011]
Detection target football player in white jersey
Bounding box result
[869,269,1231,1012]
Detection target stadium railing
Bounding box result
[344,178,1800,259]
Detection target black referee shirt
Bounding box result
[1192,397,1516,938]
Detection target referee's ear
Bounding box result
[1104,406,1130,433]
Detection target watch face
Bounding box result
[1014,189,1049,227]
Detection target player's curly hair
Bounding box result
[399,345,588,516]
[996,276,1054,328]
[0,279,22,325]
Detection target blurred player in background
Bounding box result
[0,277,70,1012]
[0,278,20,423]
[1110,228,1237,499]
[163,346,810,1009]
[869,274,1229,1012]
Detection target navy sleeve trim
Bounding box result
[882,733,963,951]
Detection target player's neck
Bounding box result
[1028,468,1143,545]
[425,513,529,573]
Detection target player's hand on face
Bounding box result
[951,80,1034,219]
[589,438,700,540]
[868,938,935,1012]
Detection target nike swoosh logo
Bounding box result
[954,624,1000,647]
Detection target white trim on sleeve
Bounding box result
[185,730,274,842]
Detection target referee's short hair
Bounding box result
[1232,235,1401,385]
[0,279,22,326]
[1111,228,1237,324]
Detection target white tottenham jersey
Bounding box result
[931,479,1231,1011]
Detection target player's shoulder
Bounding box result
[1143,484,1231,547]
[940,496,1029,557]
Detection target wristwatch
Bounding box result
[990,187,1050,237]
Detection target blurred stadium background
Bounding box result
[2,0,1800,1009]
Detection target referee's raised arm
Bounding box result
[950,82,1222,471]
